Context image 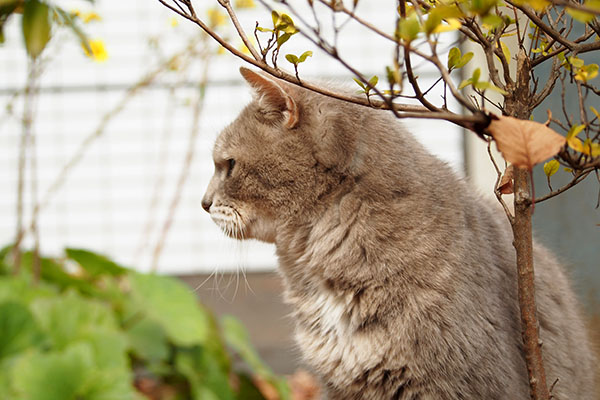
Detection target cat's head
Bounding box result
[201,68,358,243]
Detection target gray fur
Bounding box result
[202,68,597,399]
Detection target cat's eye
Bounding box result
[226,158,236,177]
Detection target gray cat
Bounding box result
[202,67,597,399]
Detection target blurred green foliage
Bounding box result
[0,246,289,400]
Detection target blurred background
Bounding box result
[0,0,596,383]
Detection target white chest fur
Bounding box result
[288,284,388,387]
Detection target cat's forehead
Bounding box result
[213,117,249,160]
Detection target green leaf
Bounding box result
[298,50,312,63]
[277,13,296,33]
[473,80,508,94]
[482,13,504,28]
[12,343,93,400]
[125,318,170,362]
[386,64,401,86]
[236,374,269,400]
[129,272,211,346]
[285,53,298,65]
[469,0,498,16]
[543,159,559,177]
[22,0,52,58]
[456,52,474,68]
[368,75,379,87]
[271,10,279,26]
[276,32,291,48]
[396,15,421,42]
[0,274,57,305]
[222,315,290,400]
[65,248,128,278]
[458,78,472,90]
[19,251,98,295]
[448,46,461,69]
[472,67,481,83]
[176,347,235,400]
[31,290,119,350]
[353,77,366,90]
[256,26,273,33]
[81,329,129,370]
[0,301,44,360]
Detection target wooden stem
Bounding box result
[511,167,550,400]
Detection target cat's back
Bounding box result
[280,96,596,399]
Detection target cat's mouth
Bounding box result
[209,203,276,244]
[209,205,247,240]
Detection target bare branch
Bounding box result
[508,1,577,51]
[549,0,600,15]
[217,0,262,61]
[535,167,597,203]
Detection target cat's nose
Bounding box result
[201,198,212,213]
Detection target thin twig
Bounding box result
[217,0,262,61]
[151,46,212,272]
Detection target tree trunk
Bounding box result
[511,168,550,400]
[505,48,550,400]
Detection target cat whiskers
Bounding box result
[210,205,246,240]
[208,205,254,300]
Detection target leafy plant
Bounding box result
[0,246,289,400]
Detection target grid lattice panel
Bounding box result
[0,0,463,273]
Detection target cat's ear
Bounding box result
[240,67,299,129]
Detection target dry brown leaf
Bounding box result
[486,115,566,170]
[498,164,514,195]
[252,370,321,400]
[252,376,280,400]
[290,370,321,400]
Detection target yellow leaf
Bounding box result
[527,0,550,11]
[433,18,462,33]
[486,115,566,169]
[567,136,584,152]
[543,159,559,177]
[207,7,227,28]
[581,139,600,156]
[235,0,256,8]
[498,40,511,64]
[590,106,600,120]
[574,63,599,82]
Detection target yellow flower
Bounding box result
[169,17,179,27]
[235,0,256,8]
[82,12,102,23]
[83,39,108,62]
[207,7,227,28]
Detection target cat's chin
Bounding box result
[246,217,277,244]
[209,205,276,244]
